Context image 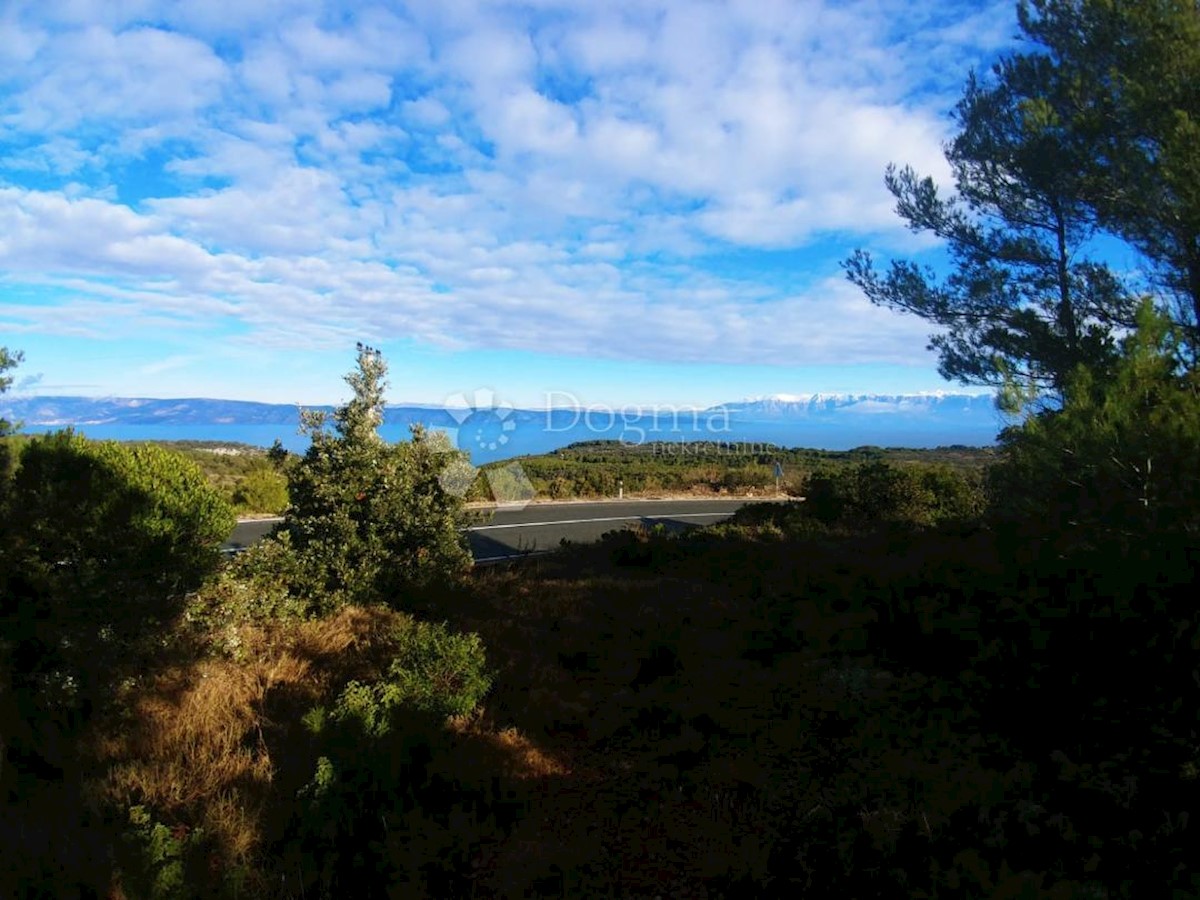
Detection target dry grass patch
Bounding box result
[90,604,413,871]
[87,600,588,891]
[448,720,573,780]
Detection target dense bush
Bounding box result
[229,461,289,514]
[2,432,235,668]
[805,460,985,529]
[0,432,235,899]
[317,620,492,731]
[289,617,492,896]
[183,531,311,643]
[282,348,471,608]
[990,303,1200,550]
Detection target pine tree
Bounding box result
[844,53,1135,394]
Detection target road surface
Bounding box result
[224,497,776,563]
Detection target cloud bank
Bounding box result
[0,0,1015,380]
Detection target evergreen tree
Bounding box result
[282,346,471,608]
[844,53,1135,394]
[1017,0,1200,347]
[990,300,1200,548]
[0,346,22,437]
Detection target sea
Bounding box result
[18,404,1006,465]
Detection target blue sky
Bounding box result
[0,0,1019,409]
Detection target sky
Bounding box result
[0,0,1020,410]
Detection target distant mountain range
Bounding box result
[0,392,1009,461]
[3,391,1000,425]
[711,392,998,419]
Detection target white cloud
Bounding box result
[6,25,229,133]
[0,0,1014,390]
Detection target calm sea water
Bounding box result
[21,407,1001,465]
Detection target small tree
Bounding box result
[282,346,471,608]
[0,347,23,486]
[0,346,22,438]
[990,300,1200,549]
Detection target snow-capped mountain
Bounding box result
[709,392,999,419]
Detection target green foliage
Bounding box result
[990,301,1200,546]
[150,443,290,513]
[282,348,471,608]
[842,0,1200,389]
[118,806,210,900]
[291,617,491,896]
[229,462,289,514]
[805,461,986,529]
[3,433,235,652]
[0,432,236,898]
[480,441,992,502]
[385,619,493,718]
[0,345,21,438]
[844,58,1134,392]
[183,534,311,648]
[0,432,235,744]
[0,347,22,484]
[332,620,491,730]
[267,437,290,468]
[1018,0,1200,341]
[7,433,235,590]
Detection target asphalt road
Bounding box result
[224,497,775,563]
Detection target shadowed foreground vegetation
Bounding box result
[3,492,1197,897]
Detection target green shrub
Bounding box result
[990,302,1200,549]
[118,806,210,900]
[332,619,492,729]
[291,617,492,896]
[282,349,471,608]
[183,535,312,647]
[805,461,983,530]
[2,432,235,687]
[230,462,288,514]
[6,432,234,600]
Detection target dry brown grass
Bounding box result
[447,720,573,780]
[90,604,413,871]
[87,600,583,888]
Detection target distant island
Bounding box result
[0,392,1008,463]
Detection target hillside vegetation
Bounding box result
[467,441,993,501]
[149,436,994,514]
